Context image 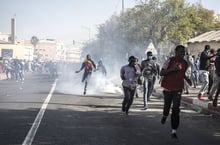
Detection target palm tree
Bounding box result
[31,36,39,59]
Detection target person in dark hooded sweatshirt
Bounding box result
[208,48,220,106]
[198,45,215,100]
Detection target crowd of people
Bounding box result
[0,59,59,81]
[1,44,219,140]
[120,44,220,140]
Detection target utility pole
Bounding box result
[122,0,124,15]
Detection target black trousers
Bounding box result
[82,72,92,93]
[122,86,136,112]
[162,90,182,130]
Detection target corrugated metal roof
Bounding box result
[188,30,220,43]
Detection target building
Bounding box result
[0,30,34,60]
[0,41,34,60]
[0,17,82,62]
[32,39,66,61]
[65,47,81,62]
[0,18,34,60]
[187,29,220,55]
[0,17,68,61]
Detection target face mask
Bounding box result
[148,56,153,60]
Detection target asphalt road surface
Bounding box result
[0,73,220,145]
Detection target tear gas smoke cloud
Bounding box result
[56,44,155,96]
[56,60,124,96]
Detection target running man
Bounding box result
[76,54,96,95]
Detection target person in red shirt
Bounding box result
[75,54,96,95]
[160,45,192,139]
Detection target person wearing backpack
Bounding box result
[141,51,157,110]
[75,54,96,95]
[160,45,192,139]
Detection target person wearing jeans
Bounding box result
[199,70,209,96]
[143,79,154,108]
[121,56,141,115]
[141,51,157,109]
[198,45,215,100]
[75,54,96,95]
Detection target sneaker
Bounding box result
[208,96,213,101]
[171,133,178,139]
[213,99,217,107]
[125,110,129,115]
[198,93,204,100]
[143,107,148,110]
[141,105,148,110]
[184,91,189,94]
[161,116,167,124]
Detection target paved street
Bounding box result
[0,73,220,145]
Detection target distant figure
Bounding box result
[120,56,141,115]
[76,54,96,95]
[184,52,193,94]
[96,60,107,76]
[134,56,142,98]
[160,45,192,139]
[152,56,160,89]
[207,48,216,98]
[208,48,220,106]
[141,51,157,109]
[198,45,215,100]
[191,54,199,88]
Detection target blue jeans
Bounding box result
[122,86,136,112]
[199,70,209,95]
[192,71,199,87]
[143,78,154,107]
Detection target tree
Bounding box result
[31,36,39,59]
[31,36,39,48]
[82,0,220,61]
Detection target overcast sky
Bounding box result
[0,0,219,47]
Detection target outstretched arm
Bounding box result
[75,62,85,73]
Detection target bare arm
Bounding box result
[75,62,85,73]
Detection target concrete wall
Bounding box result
[187,41,220,55]
[0,44,34,60]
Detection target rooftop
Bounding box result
[188,29,220,43]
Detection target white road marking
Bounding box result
[22,79,57,145]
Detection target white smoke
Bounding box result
[56,62,123,96]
